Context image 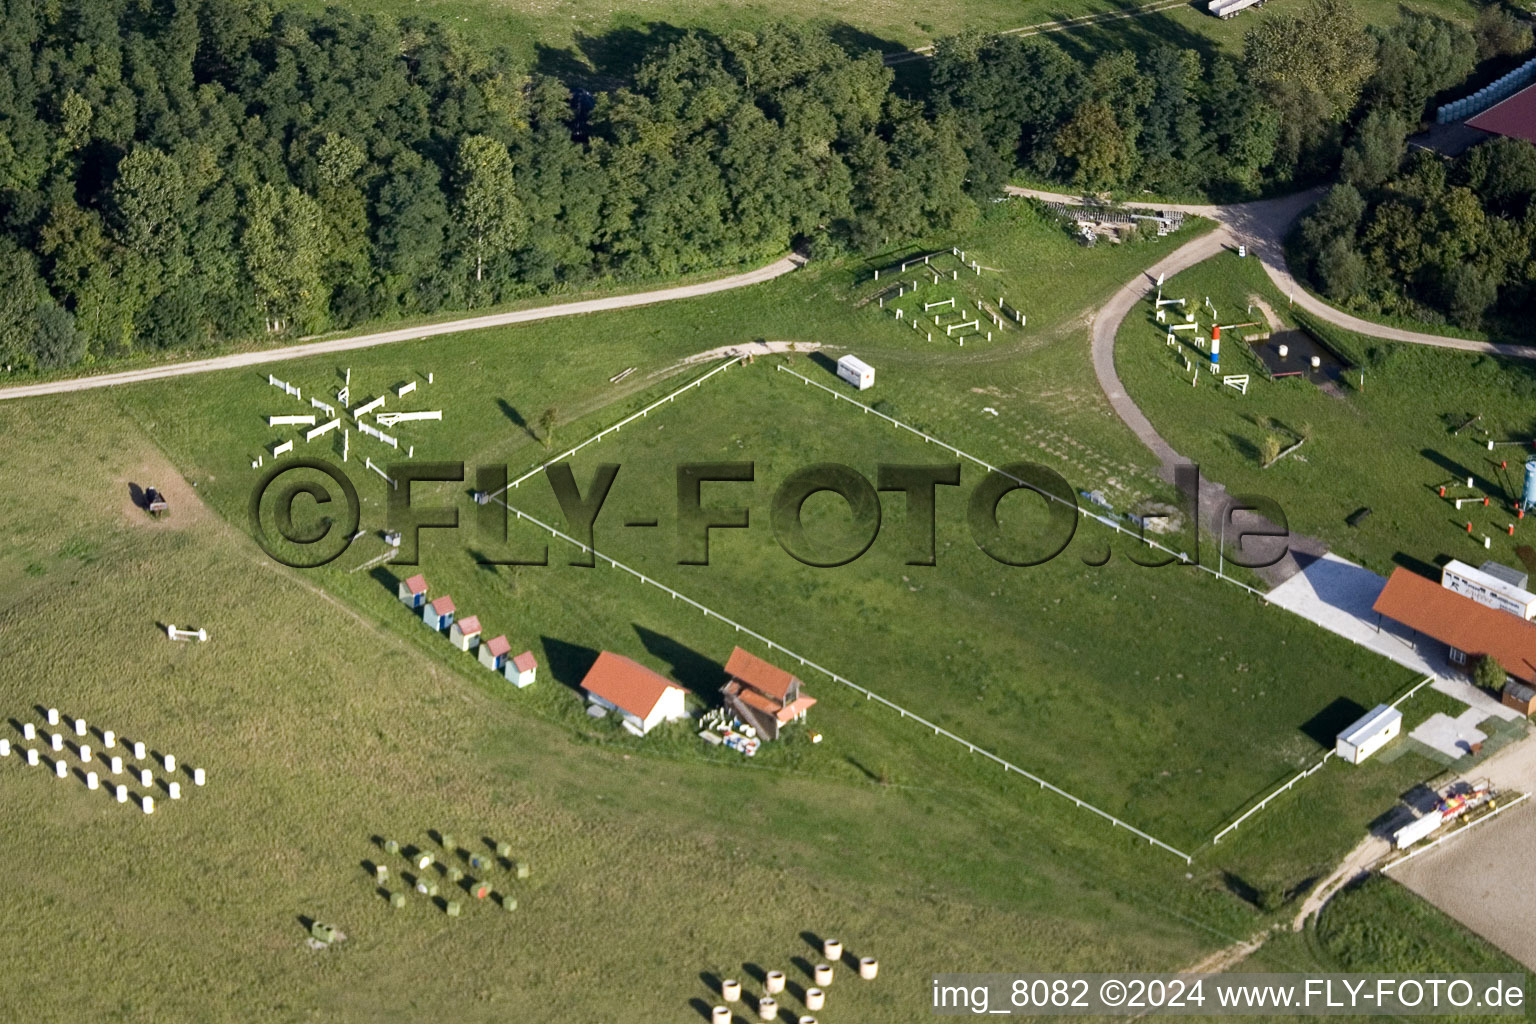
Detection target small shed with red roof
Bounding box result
[398,573,428,609]
[479,634,511,671]
[423,595,455,631]
[449,615,481,652]
[507,650,538,689]
[720,646,816,741]
[580,651,688,735]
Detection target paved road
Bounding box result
[1010,184,1536,582]
[1008,186,1536,359]
[0,255,803,403]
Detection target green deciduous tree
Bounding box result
[1472,652,1508,691]
[452,134,525,284]
[1340,108,1408,189]
[241,183,326,335]
[1245,0,1376,173]
[1475,5,1533,61]
[1055,101,1133,188]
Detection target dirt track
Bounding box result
[1390,801,1536,970]
[0,255,802,403]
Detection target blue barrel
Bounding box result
[1523,458,1536,509]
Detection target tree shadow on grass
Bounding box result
[574,23,698,82]
[498,399,540,444]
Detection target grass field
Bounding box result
[1,395,1249,1022]
[2,196,1514,1019]
[300,0,1485,74]
[1115,250,1536,583]
[1237,877,1535,1022]
[107,203,1461,862]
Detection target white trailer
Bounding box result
[1335,704,1402,764]
[1392,812,1443,849]
[1208,0,1261,16]
[837,355,875,391]
[1441,559,1536,620]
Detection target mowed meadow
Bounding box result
[112,206,1454,872]
[302,0,1485,73]
[0,390,1231,1022]
[1116,250,1536,579]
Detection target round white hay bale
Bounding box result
[822,938,842,961]
[805,989,825,1011]
[765,970,785,994]
[859,957,879,980]
[758,996,778,1020]
[814,964,833,986]
[722,979,741,1002]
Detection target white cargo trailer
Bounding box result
[837,355,875,391]
[1441,559,1536,620]
[1392,812,1443,849]
[1208,0,1261,17]
[1335,704,1402,764]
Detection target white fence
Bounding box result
[1382,792,1531,870]
[1210,676,1436,844]
[492,492,1194,863]
[773,365,1268,601]
[488,356,742,499]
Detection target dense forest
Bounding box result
[0,0,1531,372]
[1296,140,1536,329]
[1289,8,1536,330]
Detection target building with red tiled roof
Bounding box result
[720,646,815,741]
[398,573,428,609]
[580,651,688,735]
[1373,568,1536,689]
[1467,83,1536,146]
[479,634,511,671]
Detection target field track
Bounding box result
[0,256,802,402]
